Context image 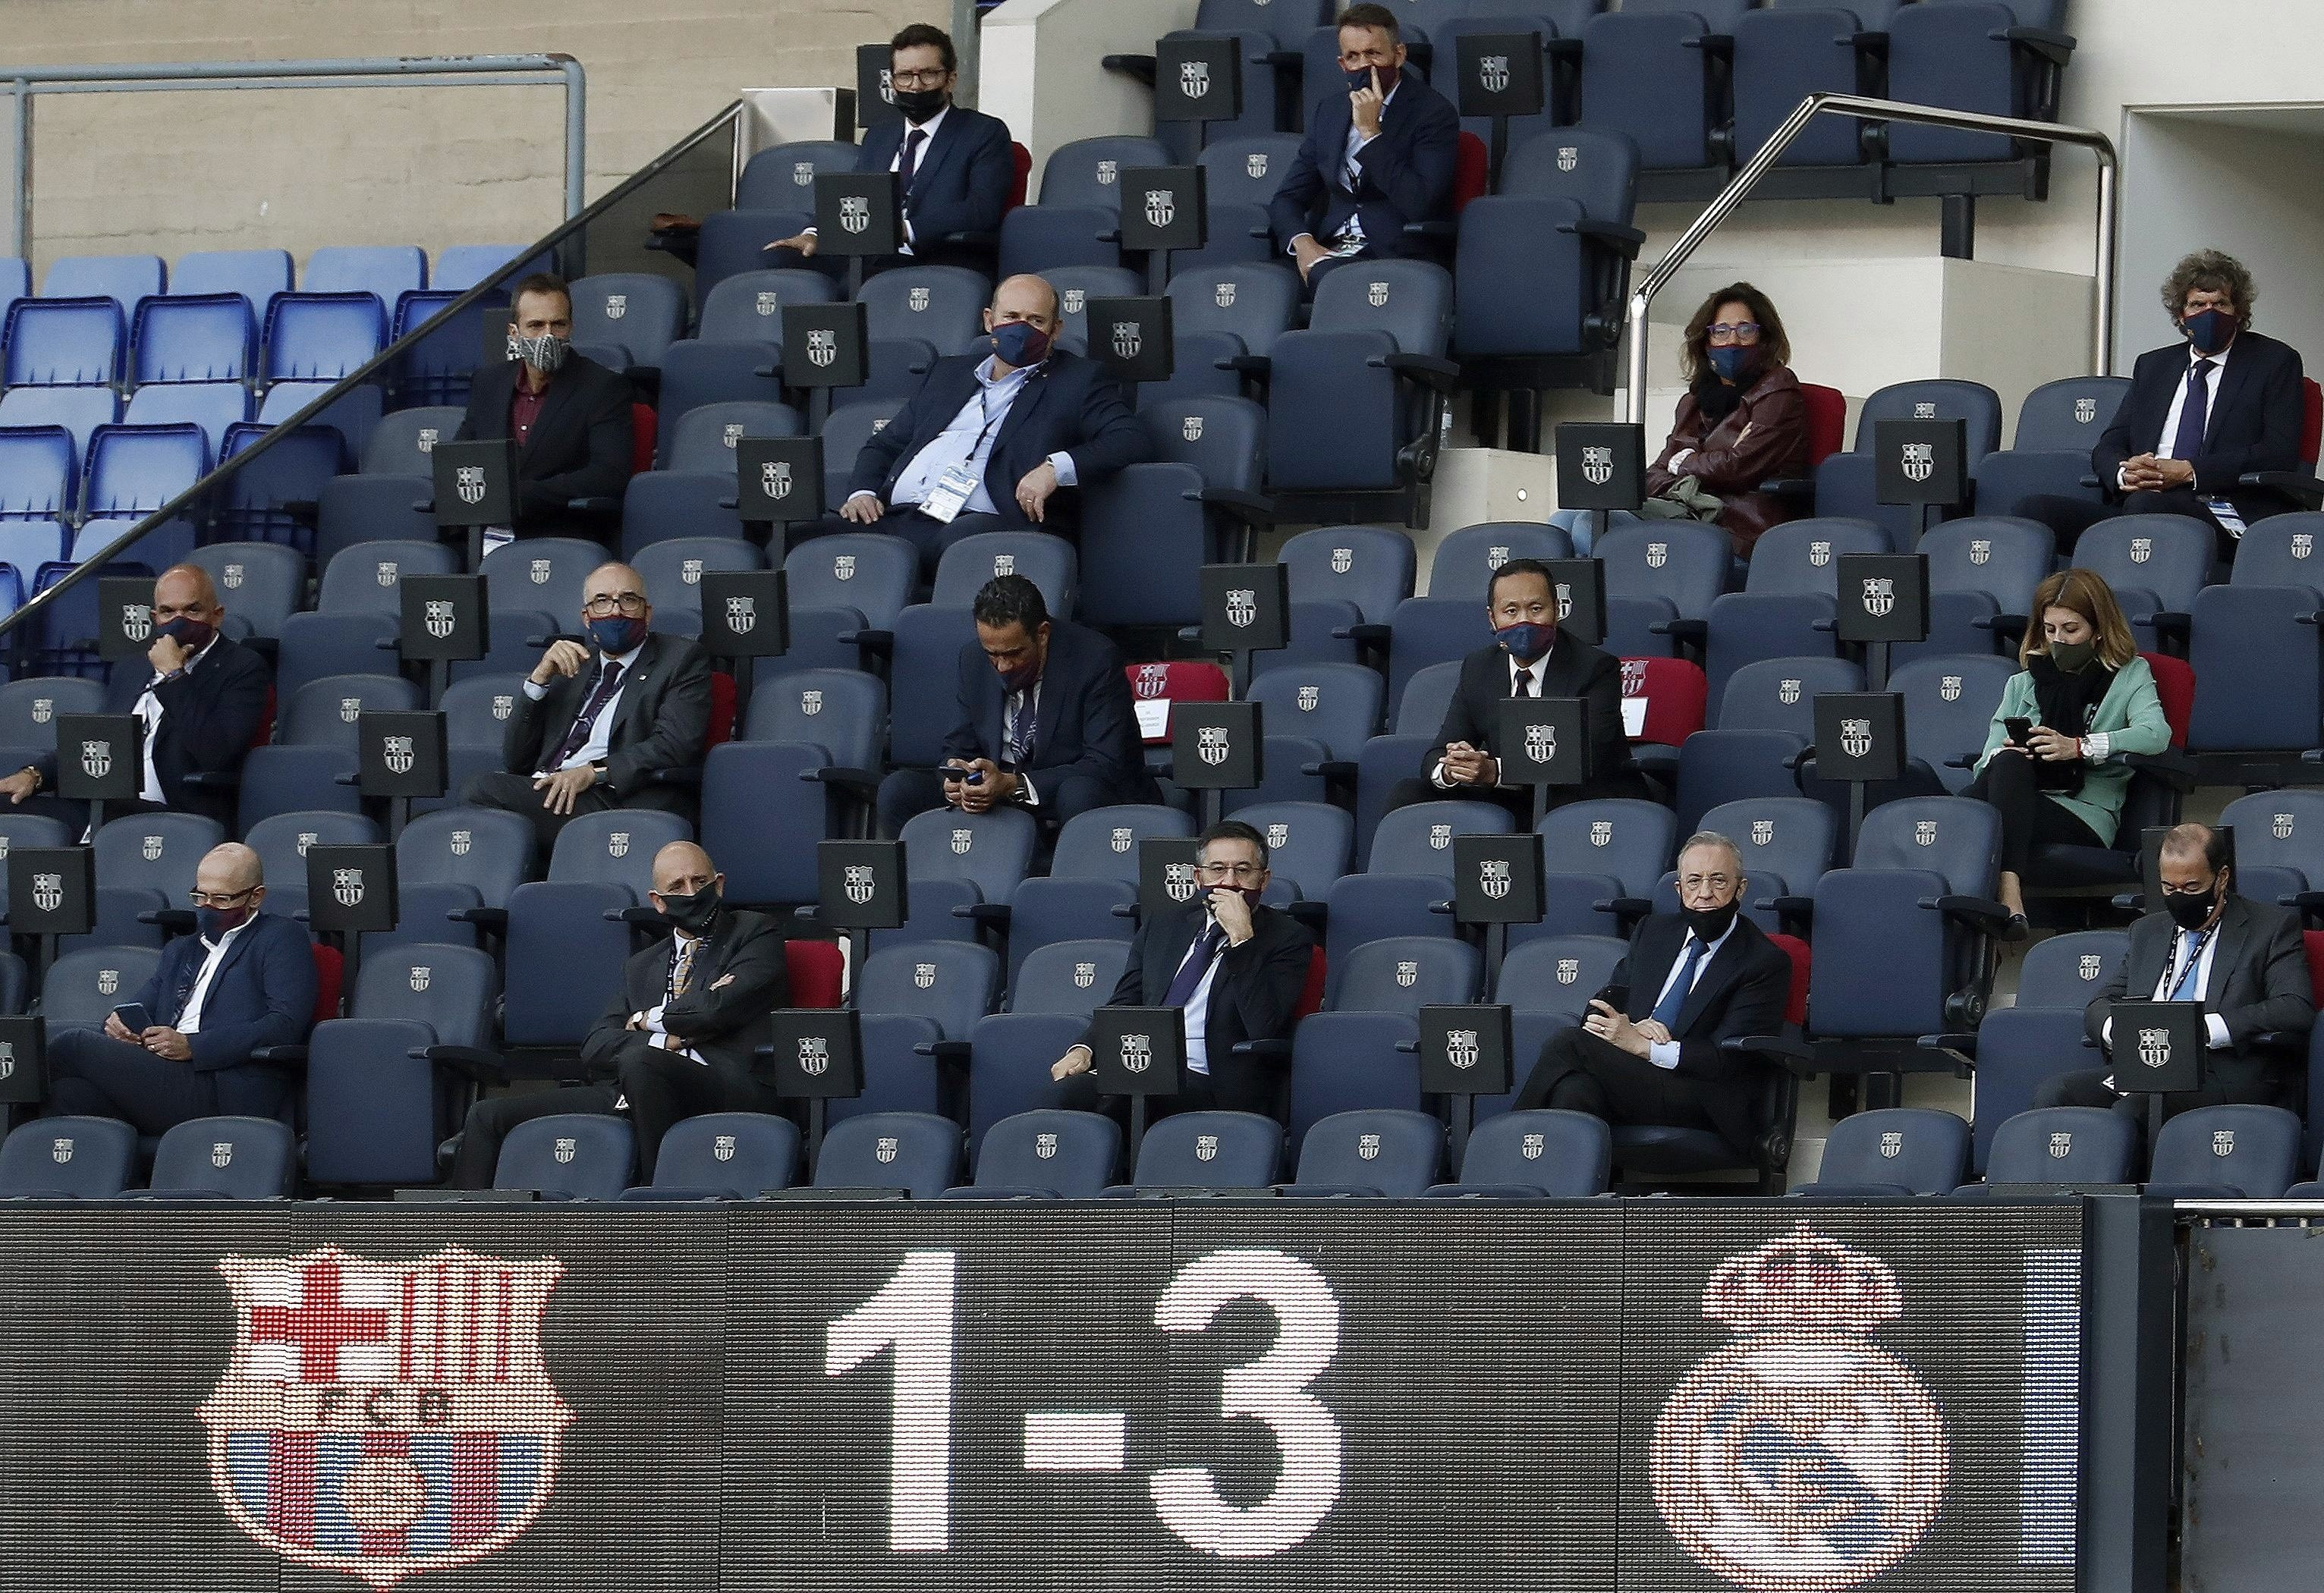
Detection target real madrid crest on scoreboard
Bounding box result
[813,171,901,257]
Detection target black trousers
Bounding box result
[447,1083,619,1189]
[2017,487,2240,564]
[873,766,1115,839]
[1382,776,1533,824]
[2034,1065,2269,1136]
[46,1028,222,1134]
[1961,751,2105,878]
[1511,1024,1741,1153]
[462,769,622,853]
[609,1035,785,1179]
[791,507,1009,583]
[1054,1067,1251,1121]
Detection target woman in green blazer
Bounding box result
[1967,567,2171,935]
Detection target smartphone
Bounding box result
[2003,716,2035,746]
[109,1003,155,1035]
[936,765,986,784]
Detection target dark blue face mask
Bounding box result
[156,614,216,650]
[1495,619,1555,664]
[1707,345,1753,383]
[989,320,1051,367]
[2181,308,2238,356]
[1345,64,1395,95]
[197,900,253,941]
[587,614,649,655]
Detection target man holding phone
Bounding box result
[1266,4,1461,291]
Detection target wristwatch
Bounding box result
[17,764,37,793]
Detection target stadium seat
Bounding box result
[1164,262,1300,360]
[1285,1010,1421,1144]
[1279,1108,1442,1197]
[660,399,805,473]
[1884,0,2076,172]
[694,208,813,298]
[1538,798,1675,913]
[858,941,1002,1042]
[2187,585,2322,759]
[304,244,426,311]
[5,296,125,386]
[1248,663,1384,763]
[624,1112,801,1199]
[1730,5,1883,172]
[1108,1108,1282,1193]
[1576,5,1741,194]
[784,534,917,630]
[1279,524,1416,625]
[124,381,251,455]
[736,138,863,208]
[1481,934,1631,1117]
[263,292,387,382]
[132,293,256,384]
[695,269,835,345]
[949,1109,1121,1199]
[1231,801,1354,900]
[1891,653,2018,793]
[143,1116,296,1199]
[1697,796,1835,932]
[898,805,1039,910]
[432,244,537,292]
[316,538,456,616]
[41,945,165,1033]
[46,253,163,315]
[83,423,208,519]
[1369,799,1514,876]
[0,1116,137,1198]
[1264,262,1457,515]
[1807,796,2002,1049]
[1813,379,2005,544]
[495,1113,635,1199]
[0,427,77,522]
[930,531,1077,617]
[810,1111,961,1198]
[170,248,293,311]
[2073,515,2212,643]
[1426,1109,1612,1198]
[1427,523,1575,603]
[700,743,838,905]
[1798,1108,1970,1197]
[568,273,688,369]
[859,265,991,358]
[1011,939,1134,1017]
[2146,1104,2303,1199]
[1973,1107,2137,1189]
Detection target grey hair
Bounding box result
[1678,830,1745,872]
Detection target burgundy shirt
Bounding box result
[511,378,549,446]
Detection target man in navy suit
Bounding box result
[1266,3,1461,293]
[803,273,1150,577]
[763,24,1015,278]
[875,574,1156,837]
[2018,251,2306,560]
[0,563,270,831]
[45,842,316,1133]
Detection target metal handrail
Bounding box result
[0,96,749,652]
[1623,93,2118,423]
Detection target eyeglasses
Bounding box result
[187,886,256,908]
[1194,861,1264,881]
[583,593,647,617]
[1677,874,1735,894]
[892,68,949,88]
[1706,322,1762,345]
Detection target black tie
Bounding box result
[2171,358,2216,463]
[898,128,928,205]
[1512,668,1533,698]
[549,659,625,769]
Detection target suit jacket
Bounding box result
[33,635,272,827]
[2085,894,2314,1104]
[579,907,790,1083]
[1426,636,1648,806]
[863,105,1016,269]
[455,353,637,541]
[1266,71,1461,260]
[851,349,1149,536]
[1599,911,1794,1152]
[501,632,713,818]
[942,618,1157,805]
[1643,366,1810,554]
[143,910,318,1090]
[2092,331,2306,526]
[1078,898,1315,1114]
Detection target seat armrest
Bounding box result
[1285,899,1328,932]
[1722,1032,1813,1071]
[249,1045,311,1066]
[1099,52,1157,87]
[959,901,1011,929]
[1331,621,1392,645]
[648,765,704,789]
[1197,486,1276,529]
[1562,216,1646,259]
[811,766,882,800]
[1930,894,2013,937]
[839,627,894,660]
[1227,1038,1293,1064]
[140,906,197,932]
[1999,24,2076,64]
[1375,351,1461,394]
[609,904,665,926]
[448,905,508,929]
[180,770,242,790]
[1300,759,1357,781]
[910,1038,973,1067]
[2121,748,2198,793]
[1649,617,1707,646]
[419,1045,511,1082]
[2241,470,2324,506]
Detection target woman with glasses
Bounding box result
[1551,281,1807,558]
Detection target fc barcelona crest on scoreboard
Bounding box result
[200,1246,571,1588]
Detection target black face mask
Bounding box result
[1681,900,1738,942]
[894,86,947,124]
[659,885,722,935]
[2163,882,2219,932]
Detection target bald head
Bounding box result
[652,840,716,896]
[582,562,650,630]
[198,842,263,895]
[155,564,220,617]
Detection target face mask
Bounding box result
[1706,346,1753,382]
[989,320,1052,367]
[893,86,947,123]
[2164,881,2219,932]
[1495,620,1555,664]
[197,900,253,941]
[157,614,215,652]
[1345,65,1395,95]
[998,656,1041,694]
[2181,308,2237,357]
[1682,899,1738,943]
[587,614,649,655]
[509,331,571,373]
[658,884,722,935]
[2048,638,2097,673]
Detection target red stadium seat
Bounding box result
[1799,382,1847,472]
[1621,655,1708,748]
[703,668,737,749]
[1451,131,1489,213]
[630,401,656,476]
[1008,143,1032,211]
[1123,659,1228,746]
[785,938,844,1009]
[310,941,344,1024]
[2141,651,2193,748]
[1293,945,1326,1020]
[1766,931,1810,1027]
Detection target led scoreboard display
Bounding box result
[0,1202,2083,1591]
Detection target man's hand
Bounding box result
[1209,885,1255,946]
[2150,457,2197,489]
[0,768,36,806]
[952,758,1002,814]
[766,231,819,258]
[1442,742,1498,787]
[141,1026,192,1062]
[1014,461,1060,523]
[1289,234,1332,283]
[839,492,886,526]
[1582,998,1651,1060]
[1635,1019,1673,1046]
[1350,69,1384,138]
[533,765,599,816]
[2121,453,2168,492]
[1052,1044,1094,1082]
[147,631,190,677]
[102,1011,134,1043]
[530,639,591,686]
[2027,726,2083,764]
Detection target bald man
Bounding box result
[445,840,791,1186]
[0,563,270,830]
[463,561,712,847]
[797,273,1151,576]
[44,843,316,1133]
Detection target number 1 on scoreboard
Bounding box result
[825,1249,959,1551]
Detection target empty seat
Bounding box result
[263,293,386,382]
[569,273,689,369]
[1426,1109,1612,1198]
[45,253,164,316]
[131,294,256,385]
[5,297,125,386]
[0,1116,137,1197]
[494,1114,634,1199]
[812,1111,961,1198]
[1799,1108,1970,1197]
[1280,1108,1442,1197]
[303,244,427,309]
[169,249,293,312]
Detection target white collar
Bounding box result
[901,102,950,143]
[2188,338,2233,369]
[199,910,258,955]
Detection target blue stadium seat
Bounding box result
[696,268,836,344]
[662,399,805,472]
[362,406,469,476]
[303,244,427,311]
[1264,263,1455,504]
[700,740,834,907]
[694,209,813,298]
[5,297,124,386]
[784,534,917,630]
[1077,462,1226,630]
[432,244,537,292]
[480,536,605,624]
[1730,6,1880,169]
[391,287,500,406]
[495,1113,634,1199]
[2073,515,2212,641]
[0,428,76,521]
[1248,663,1383,761]
[399,807,536,910]
[1885,0,2075,169]
[123,381,250,455]
[737,138,863,207]
[1230,802,1354,900]
[1798,1108,1970,1197]
[811,1111,962,1198]
[1370,799,1513,876]
[2187,586,2320,756]
[0,385,118,470]
[0,1116,137,1197]
[1539,797,1675,905]
[131,293,255,385]
[955,1010,1080,1145]
[631,536,766,621]
[568,272,688,369]
[143,1116,297,1198]
[1599,521,1730,624]
[2013,374,2130,451]
[1576,7,1737,185]
[826,1013,948,1128]
[1813,379,2006,544]
[1010,938,1134,1019]
[316,538,456,615]
[1427,1108,1612,1198]
[1108,1108,1282,1192]
[2146,1104,2303,1199]
[898,805,1039,912]
[658,338,788,429]
[881,602,981,765]
[624,1112,801,1199]
[950,1108,1121,1199]
[1332,935,1480,1015]
[263,293,386,382]
[253,379,383,460]
[273,611,398,699]
[1044,264,1146,357]
[931,531,1077,617]
[859,265,991,359]
[45,253,163,316]
[304,942,502,1186]
[616,471,747,555]
[1697,796,1835,928]
[1427,523,1575,602]
[858,941,1002,1041]
[997,204,1121,279]
[1891,653,2018,793]
[1808,797,2000,1043]
[1278,1108,1442,1197]
[170,248,293,311]
[819,399,910,513]
[1163,262,1301,360]
[1974,1106,2136,1189]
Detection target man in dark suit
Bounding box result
[463,561,712,849]
[0,564,270,831]
[45,842,316,1133]
[875,573,1156,837]
[1266,3,1461,293]
[1387,558,1649,818]
[1512,831,1794,1158]
[445,840,788,1186]
[455,272,636,546]
[762,24,1014,278]
[800,272,1150,577]
[2019,252,2304,560]
[1052,819,1316,1117]
[2039,822,2313,1124]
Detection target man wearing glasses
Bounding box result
[44,842,316,1133]
[1052,820,1315,1118]
[759,24,1015,278]
[463,562,712,847]
[1509,831,1794,1164]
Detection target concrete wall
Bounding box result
[979,0,1200,179]
[0,0,943,277]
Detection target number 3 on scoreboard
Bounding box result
[823,1247,1346,1557]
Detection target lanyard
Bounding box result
[2163,927,2214,1001]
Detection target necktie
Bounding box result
[668,935,699,1001]
[2171,359,2216,464]
[1512,668,1533,699]
[1006,690,1036,765]
[549,659,625,769]
[1649,935,1707,1032]
[2169,931,2203,1001]
[898,127,927,204]
[1162,920,1228,1008]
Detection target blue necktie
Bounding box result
[1162,920,1227,1008]
[2170,359,2215,465]
[1649,935,1707,1032]
[2169,931,2203,1001]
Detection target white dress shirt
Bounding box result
[1645,916,1737,1070]
[521,639,643,774]
[132,633,222,803]
[2134,340,2243,531]
[1431,649,1552,789]
[2099,920,2231,1053]
[175,913,257,1035]
[863,354,1078,517]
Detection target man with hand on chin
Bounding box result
[1052,820,1315,1120]
[463,561,711,848]
[800,273,1149,578]
[1385,557,1648,820]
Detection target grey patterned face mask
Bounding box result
[508,331,571,373]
